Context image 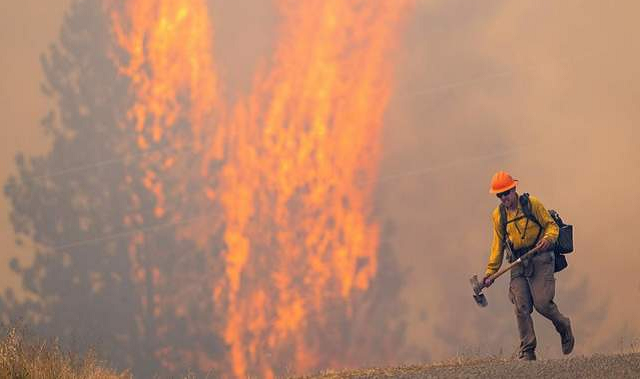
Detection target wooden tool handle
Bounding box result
[488,245,543,282]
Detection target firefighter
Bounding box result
[483,171,574,361]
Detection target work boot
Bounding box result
[560,319,575,355]
[518,350,536,361]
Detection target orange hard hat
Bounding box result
[489,171,518,194]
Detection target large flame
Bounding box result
[215,2,411,377]
[108,0,412,377]
[109,0,222,213]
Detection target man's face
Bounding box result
[497,187,517,208]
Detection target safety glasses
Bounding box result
[496,188,514,199]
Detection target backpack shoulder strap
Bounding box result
[519,193,539,225]
[499,204,507,238]
[519,193,543,242]
[518,193,540,226]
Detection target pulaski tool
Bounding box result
[470,244,544,307]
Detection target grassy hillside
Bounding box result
[0,326,130,379]
[300,353,640,379]
[3,325,639,378]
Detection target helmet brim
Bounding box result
[489,180,518,194]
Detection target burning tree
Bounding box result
[2,0,412,377]
[2,0,224,376]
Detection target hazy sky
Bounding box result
[384,0,640,360]
[2,0,639,366]
[1,0,72,291]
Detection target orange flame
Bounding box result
[215,2,412,377]
[108,0,412,377]
[109,0,223,209]
[107,0,224,371]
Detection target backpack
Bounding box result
[499,193,573,272]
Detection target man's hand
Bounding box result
[535,238,552,252]
[483,276,494,287]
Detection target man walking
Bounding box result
[483,171,574,360]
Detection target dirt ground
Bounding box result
[300,353,640,379]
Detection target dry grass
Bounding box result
[297,356,507,379]
[296,353,640,379]
[3,325,639,379]
[0,326,131,379]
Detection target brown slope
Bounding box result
[299,353,640,379]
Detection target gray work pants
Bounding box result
[508,250,570,354]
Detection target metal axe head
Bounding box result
[469,274,488,307]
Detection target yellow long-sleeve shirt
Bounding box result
[485,195,559,277]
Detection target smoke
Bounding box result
[2,0,640,375]
[379,0,640,361]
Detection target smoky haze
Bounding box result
[381,0,640,361]
[1,0,639,376]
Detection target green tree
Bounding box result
[1,1,224,376]
[1,1,409,377]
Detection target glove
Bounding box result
[483,276,494,287]
[535,238,552,252]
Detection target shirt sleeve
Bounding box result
[485,207,505,277]
[530,196,559,244]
